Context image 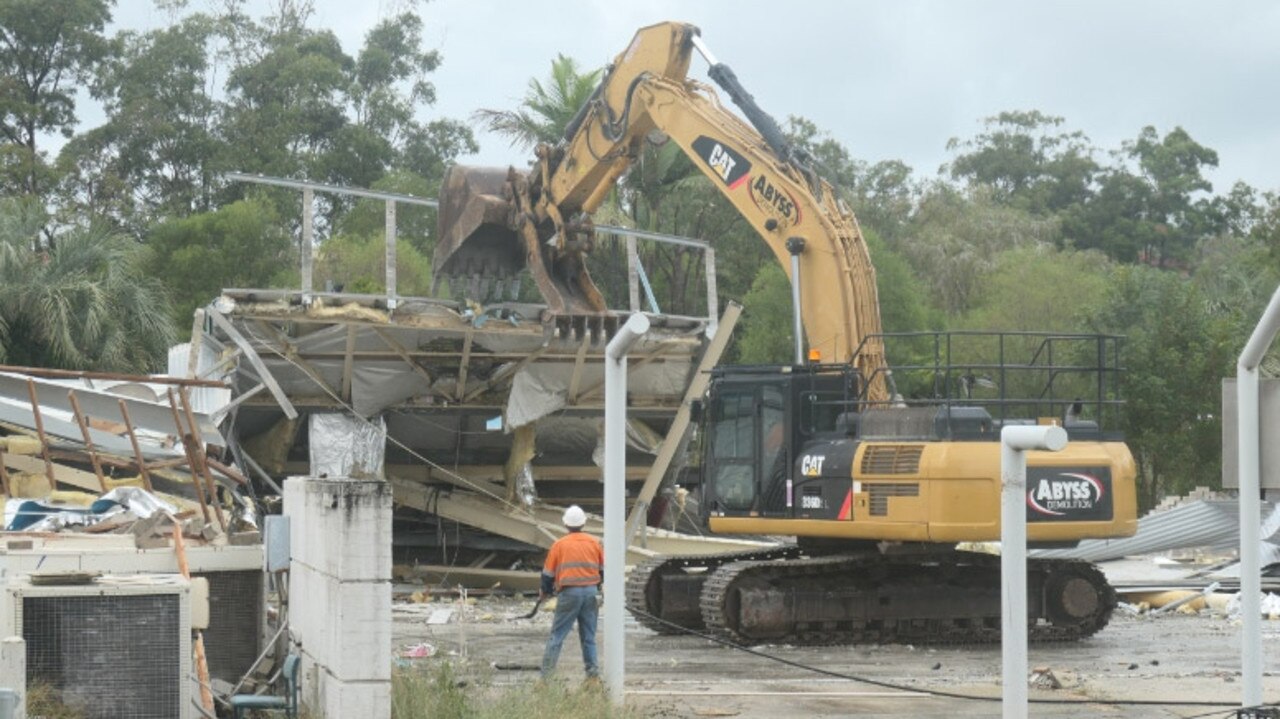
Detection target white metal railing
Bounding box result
[224,173,720,329]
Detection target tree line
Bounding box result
[1,2,1276,507]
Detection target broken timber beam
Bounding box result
[626,302,742,544]
[207,308,299,420]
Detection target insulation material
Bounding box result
[308,412,387,479]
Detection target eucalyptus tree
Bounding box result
[0,0,112,197]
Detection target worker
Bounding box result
[540,505,603,680]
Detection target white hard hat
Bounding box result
[562,505,587,528]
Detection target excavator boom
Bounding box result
[434,22,887,396]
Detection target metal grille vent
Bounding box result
[23,594,182,719]
[868,483,920,516]
[196,570,263,683]
[860,445,924,475]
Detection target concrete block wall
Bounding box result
[284,477,392,719]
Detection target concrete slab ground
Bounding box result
[394,596,1280,718]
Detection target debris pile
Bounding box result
[0,366,259,544]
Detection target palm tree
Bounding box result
[473,54,603,149]
[0,199,176,372]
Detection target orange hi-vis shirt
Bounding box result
[542,531,603,592]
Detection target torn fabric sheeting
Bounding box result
[506,365,568,429]
[309,413,387,479]
[505,357,692,429]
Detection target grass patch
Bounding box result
[392,661,642,719]
[26,682,86,719]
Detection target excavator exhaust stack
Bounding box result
[433,164,606,314]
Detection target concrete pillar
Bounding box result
[285,477,392,719]
[0,637,25,719]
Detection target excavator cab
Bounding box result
[702,365,859,521]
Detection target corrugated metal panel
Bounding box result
[1032,500,1280,562]
[167,340,231,415]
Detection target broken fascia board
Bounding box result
[0,371,222,452]
[207,307,298,420]
[0,390,177,462]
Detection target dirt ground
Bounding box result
[393,595,1280,718]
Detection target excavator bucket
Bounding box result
[434,164,607,314]
[432,165,524,302]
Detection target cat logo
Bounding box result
[692,135,751,189]
[708,144,736,182]
[801,454,826,477]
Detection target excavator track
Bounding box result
[698,551,1115,646]
[625,547,803,635]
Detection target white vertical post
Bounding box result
[703,247,719,338]
[1237,285,1280,708]
[1001,424,1067,719]
[626,235,640,312]
[385,200,398,310]
[603,314,650,704]
[301,187,313,303]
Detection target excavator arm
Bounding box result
[435,22,887,399]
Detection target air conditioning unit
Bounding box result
[3,575,193,719]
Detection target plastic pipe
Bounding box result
[1237,285,1280,708]
[604,313,650,703]
[1001,424,1067,719]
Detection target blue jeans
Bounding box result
[541,585,599,678]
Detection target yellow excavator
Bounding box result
[434,21,1138,645]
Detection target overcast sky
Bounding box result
[113,0,1280,193]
